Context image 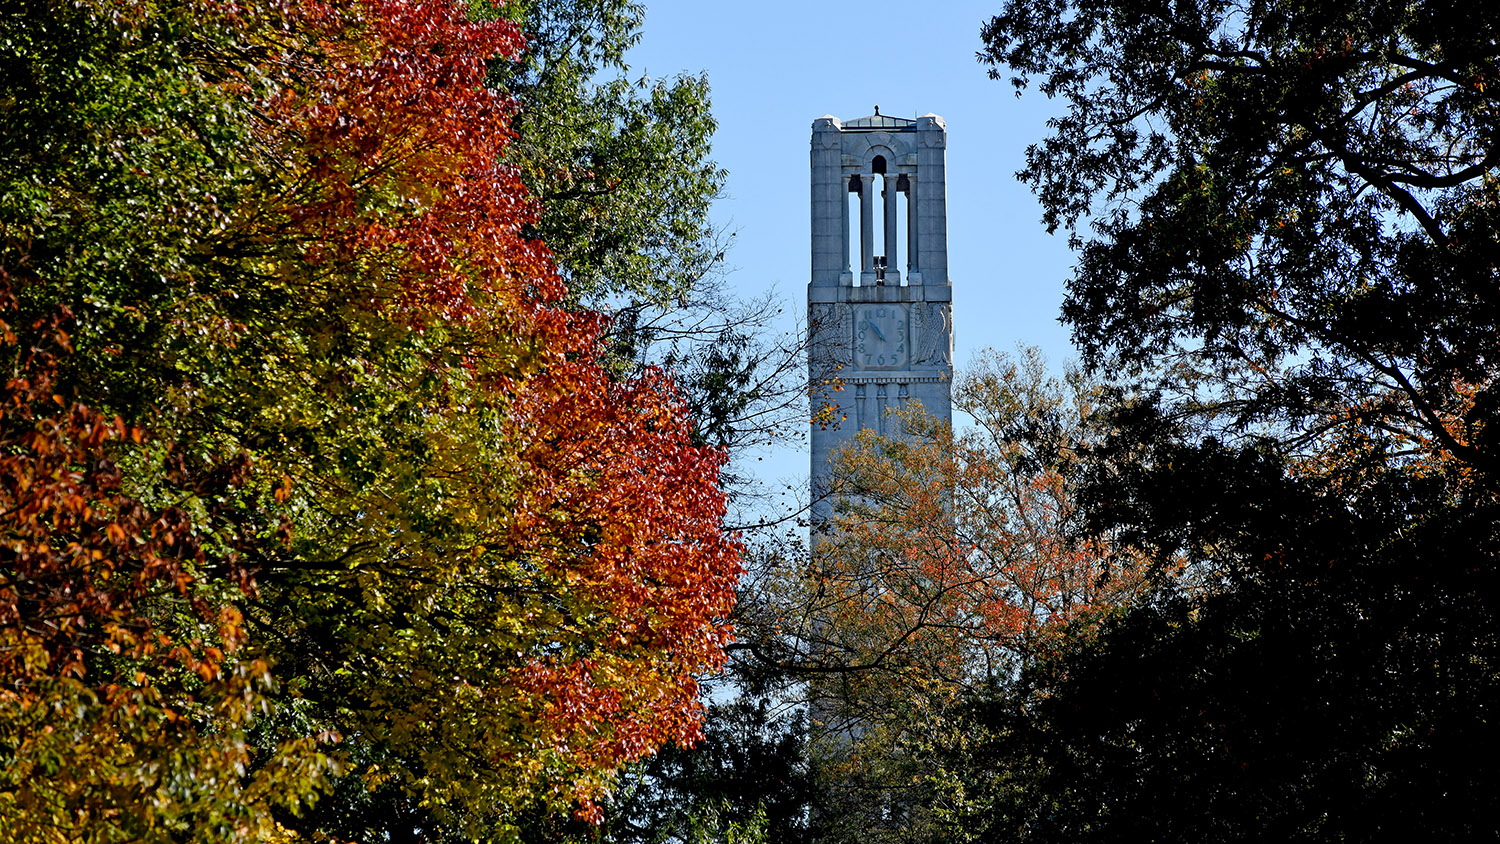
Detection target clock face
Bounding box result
[854,304,909,370]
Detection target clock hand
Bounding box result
[865,320,886,341]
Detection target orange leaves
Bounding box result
[209,0,739,822]
[247,0,550,324]
[273,474,293,503]
[498,360,740,788]
[811,352,1145,696]
[3,0,740,831]
[796,355,1149,830]
[0,342,250,688]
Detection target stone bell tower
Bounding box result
[808,110,954,524]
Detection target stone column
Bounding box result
[876,383,889,434]
[810,116,845,289]
[859,174,876,284]
[883,173,899,284]
[916,114,948,286]
[905,172,920,284]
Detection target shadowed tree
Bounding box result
[929,2,1500,840]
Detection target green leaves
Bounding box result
[962,4,1500,841]
[490,0,725,307]
[984,0,1500,468]
[3,0,740,840]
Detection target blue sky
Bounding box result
[623,1,1080,495]
[625,0,1077,360]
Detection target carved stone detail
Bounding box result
[839,374,947,384]
[911,302,952,366]
[810,303,853,371]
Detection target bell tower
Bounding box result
[808,111,954,524]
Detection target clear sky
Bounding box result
[623,1,1079,499]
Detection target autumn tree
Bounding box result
[1,3,344,836]
[740,349,1144,843]
[0,0,740,840]
[484,0,815,480]
[0,278,337,842]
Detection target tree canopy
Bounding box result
[735,350,1143,844]
[983,0,1500,467]
[493,0,726,308]
[0,0,739,839]
[951,2,1500,840]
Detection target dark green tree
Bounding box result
[981,0,1500,466]
[937,1,1500,840]
[944,419,1500,843]
[488,0,727,308]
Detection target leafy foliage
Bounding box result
[487,0,726,307]
[745,350,1143,843]
[1,0,739,839]
[0,280,334,842]
[519,695,814,844]
[808,350,1138,688]
[982,0,1500,467]
[957,1,1500,840]
[953,425,1500,843]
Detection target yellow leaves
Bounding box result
[1,0,736,833]
[362,764,393,791]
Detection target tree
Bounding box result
[611,282,813,506]
[517,695,816,844]
[0,278,335,842]
[981,0,1500,471]
[808,350,1134,681]
[1,2,346,836]
[0,0,740,839]
[740,349,1144,844]
[946,429,1500,844]
[952,1,1500,840]
[488,0,727,309]
[483,0,813,504]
